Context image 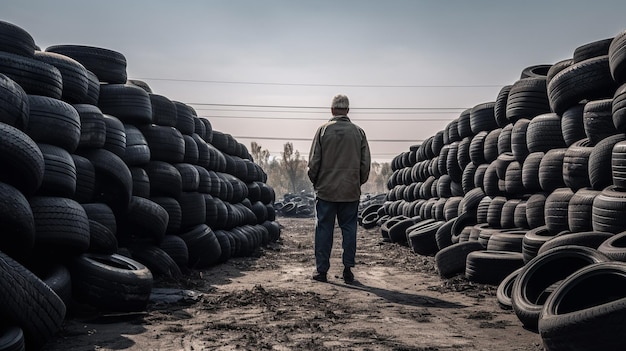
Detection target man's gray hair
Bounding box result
[331,94,349,109]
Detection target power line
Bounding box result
[193,107,464,115]
[232,136,422,143]
[134,77,502,89]
[199,115,454,122]
[188,103,468,110]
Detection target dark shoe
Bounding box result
[343,267,354,283]
[312,272,327,282]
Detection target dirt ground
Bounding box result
[43,217,545,351]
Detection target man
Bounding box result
[307,94,371,283]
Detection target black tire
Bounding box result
[505,77,551,123]
[0,182,35,260]
[539,231,613,255]
[140,124,185,163]
[143,161,182,199]
[46,44,127,84]
[504,161,523,195]
[446,142,462,183]
[597,231,626,261]
[179,224,222,268]
[560,103,586,147]
[81,202,117,235]
[407,220,444,255]
[526,113,566,153]
[612,140,626,190]
[461,162,476,194]
[361,212,379,229]
[128,245,182,278]
[592,185,626,234]
[501,199,521,229]
[98,84,152,125]
[34,50,88,104]
[117,196,169,245]
[511,119,530,163]
[0,326,24,351]
[84,70,100,105]
[584,98,618,145]
[29,196,90,256]
[183,134,199,165]
[520,64,552,78]
[159,234,189,271]
[70,253,153,312]
[573,37,613,63]
[469,102,498,134]
[87,219,118,254]
[469,131,488,165]
[0,20,36,57]
[589,133,626,190]
[435,217,455,250]
[129,167,150,198]
[521,152,544,192]
[465,250,525,285]
[435,241,484,278]
[26,95,81,152]
[456,108,472,138]
[538,261,626,351]
[123,124,151,166]
[548,55,617,115]
[150,197,182,235]
[496,266,523,310]
[610,30,626,84]
[511,245,610,331]
[0,251,65,349]
[173,101,195,135]
[179,192,206,230]
[522,225,554,263]
[494,85,512,127]
[497,123,513,154]
[538,148,567,193]
[544,188,574,234]
[482,162,501,197]
[127,79,152,94]
[148,93,177,127]
[36,143,76,198]
[73,104,106,149]
[79,148,133,213]
[486,196,507,229]
[174,163,200,192]
[213,229,232,263]
[613,82,626,133]
[563,140,593,191]
[526,193,547,229]
[0,51,62,99]
[102,114,126,158]
[568,188,600,233]
[483,128,501,163]
[513,200,528,230]
[34,263,72,309]
[0,73,29,130]
[486,231,526,252]
[192,133,210,168]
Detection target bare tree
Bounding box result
[281,142,305,194]
[250,141,270,168]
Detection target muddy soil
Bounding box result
[43,217,545,351]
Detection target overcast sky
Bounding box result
[4,1,626,162]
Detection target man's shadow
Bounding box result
[328,279,466,309]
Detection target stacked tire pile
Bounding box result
[372,31,626,350]
[274,192,315,217]
[0,20,280,350]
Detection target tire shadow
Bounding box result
[328,279,467,309]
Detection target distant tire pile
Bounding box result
[274,192,315,217]
[366,30,626,350]
[0,20,280,349]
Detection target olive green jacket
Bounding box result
[307,115,371,202]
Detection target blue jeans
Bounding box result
[314,198,359,274]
